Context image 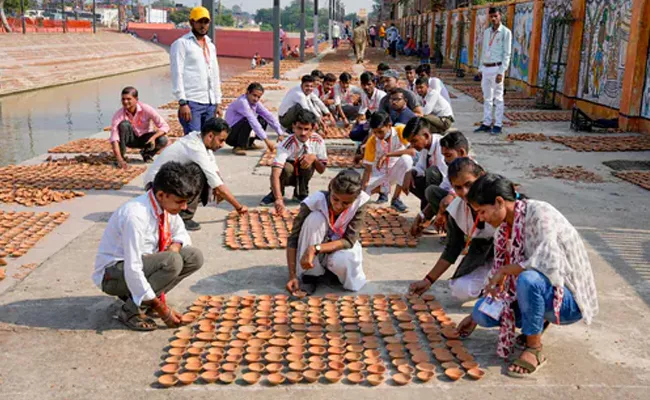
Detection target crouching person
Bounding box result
[93,162,204,331]
[285,170,370,295]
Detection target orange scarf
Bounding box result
[148,190,172,252]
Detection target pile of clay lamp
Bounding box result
[504,110,572,122]
[320,124,352,140]
[156,293,484,388]
[223,208,419,250]
[258,148,358,169]
[48,138,140,154]
[0,211,69,262]
[614,171,650,191]
[474,121,519,128]
[505,133,548,142]
[44,154,137,166]
[531,165,603,183]
[549,135,650,152]
[166,118,185,137]
[0,163,145,205]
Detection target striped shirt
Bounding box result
[272,133,328,168]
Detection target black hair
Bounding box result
[488,7,501,15]
[467,173,526,206]
[404,65,415,72]
[440,131,469,152]
[294,109,318,125]
[415,77,429,86]
[368,111,391,129]
[360,71,375,84]
[324,73,337,83]
[448,157,484,181]
[247,82,264,93]
[402,116,434,140]
[330,169,362,197]
[201,117,231,137]
[377,63,390,72]
[121,86,138,98]
[339,72,352,83]
[416,64,431,76]
[152,161,200,200]
[311,69,325,79]
[389,88,404,98]
[301,75,316,84]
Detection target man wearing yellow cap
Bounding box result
[171,6,223,135]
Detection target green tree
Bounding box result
[1,0,36,32]
[169,8,190,25]
[255,8,273,25]
[152,0,175,7]
[214,12,234,27]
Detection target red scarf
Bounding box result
[148,190,172,252]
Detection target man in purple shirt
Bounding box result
[225,82,285,155]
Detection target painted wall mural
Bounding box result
[460,10,471,66]
[449,12,460,61]
[439,12,449,59]
[510,2,534,82]
[538,1,572,93]
[578,0,633,109]
[473,8,488,67]
[642,38,650,119]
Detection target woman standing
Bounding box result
[456,173,598,378]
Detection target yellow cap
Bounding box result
[190,6,211,21]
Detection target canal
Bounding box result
[0,57,250,166]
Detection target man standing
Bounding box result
[225,83,285,155]
[369,25,376,47]
[171,6,223,135]
[474,7,512,135]
[332,23,341,49]
[94,162,203,331]
[386,23,399,58]
[353,21,368,64]
[144,118,248,231]
[278,75,334,130]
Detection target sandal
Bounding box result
[516,321,550,349]
[117,306,157,331]
[507,346,547,378]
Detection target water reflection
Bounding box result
[0,57,249,166]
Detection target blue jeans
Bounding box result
[472,270,583,336]
[179,101,216,135]
[349,123,369,143]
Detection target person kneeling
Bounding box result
[408,158,493,301]
[285,170,370,296]
[93,162,205,331]
[455,174,598,378]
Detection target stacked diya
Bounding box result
[0,211,69,260]
[156,293,483,388]
[223,208,419,250]
[320,125,352,140]
[549,135,650,152]
[48,138,140,154]
[504,110,572,122]
[257,148,358,169]
[614,171,650,191]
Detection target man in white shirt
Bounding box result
[170,7,223,135]
[415,77,454,132]
[260,109,328,213]
[475,7,512,135]
[332,23,341,48]
[404,65,417,92]
[415,64,452,104]
[94,162,204,331]
[278,75,334,130]
[144,118,248,231]
[332,72,363,126]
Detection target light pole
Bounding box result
[20,0,26,34]
[299,0,305,62]
[92,0,96,33]
[313,0,318,56]
[202,0,214,42]
[273,0,280,79]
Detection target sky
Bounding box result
[172,0,374,16]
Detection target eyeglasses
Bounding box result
[390,97,405,102]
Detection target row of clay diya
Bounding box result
[0,211,69,257]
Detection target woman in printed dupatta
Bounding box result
[456,174,598,378]
[285,169,370,296]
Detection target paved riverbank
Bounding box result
[0,47,649,399]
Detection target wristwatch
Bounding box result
[178,99,188,106]
[314,244,322,254]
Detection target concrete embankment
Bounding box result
[0,31,169,96]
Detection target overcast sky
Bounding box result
[173,0,374,15]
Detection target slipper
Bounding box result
[507,346,547,379]
[116,306,157,331]
[515,321,550,349]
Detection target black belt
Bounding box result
[483,62,502,67]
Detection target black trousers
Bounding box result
[117,120,168,159]
[226,117,268,149]
[276,162,315,198]
[410,165,445,211]
[179,163,211,221]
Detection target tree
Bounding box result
[169,8,190,25]
[255,8,273,26]
[0,0,10,33]
[1,0,36,32]
[214,12,234,27]
[152,0,175,7]
[344,12,357,23]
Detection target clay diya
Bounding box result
[158,374,178,388]
[328,361,345,371]
[248,363,265,373]
[203,362,220,372]
[168,348,185,357]
[184,362,203,372]
[417,371,435,382]
[169,339,190,348]
[267,373,286,386]
[328,354,345,363]
[219,372,236,384]
[456,352,475,362]
[416,363,436,372]
[445,368,465,381]
[266,363,283,373]
[164,355,183,364]
[364,350,381,359]
[347,361,365,372]
[201,370,220,383]
[367,364,387,375]
[289,361,308,371]
[392,358,409,367]
[286,371,304,384]
[177,372,198,385]
[221,363,238,372]
[286,353,303,363]
[309,360,327,372]
[242,371,261,385]
[346,372,363,384]
[461,361,479,370]
[309,346,327,356]
[441,361,461,370]
[324,370,343,383]
[398,364,415,375]
[303,369,321,383]
[264,353,283,363]
[367,374,384,386]
[161,363,181,375]
[467,368,485,380]
[392,373,411,386]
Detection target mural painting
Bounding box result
[511,3,534,82]
[438,12,449,60]
[642,38,650,119]
[460,10,471,66]
[449,12,460,62]
[473,8,488,67]
[538,1,572,93]
[578,0,633,109]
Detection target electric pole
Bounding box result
[313,0,318,56]
[299,0,305,62]
[273,0,280,79]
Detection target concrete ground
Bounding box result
[1,48,649,400]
